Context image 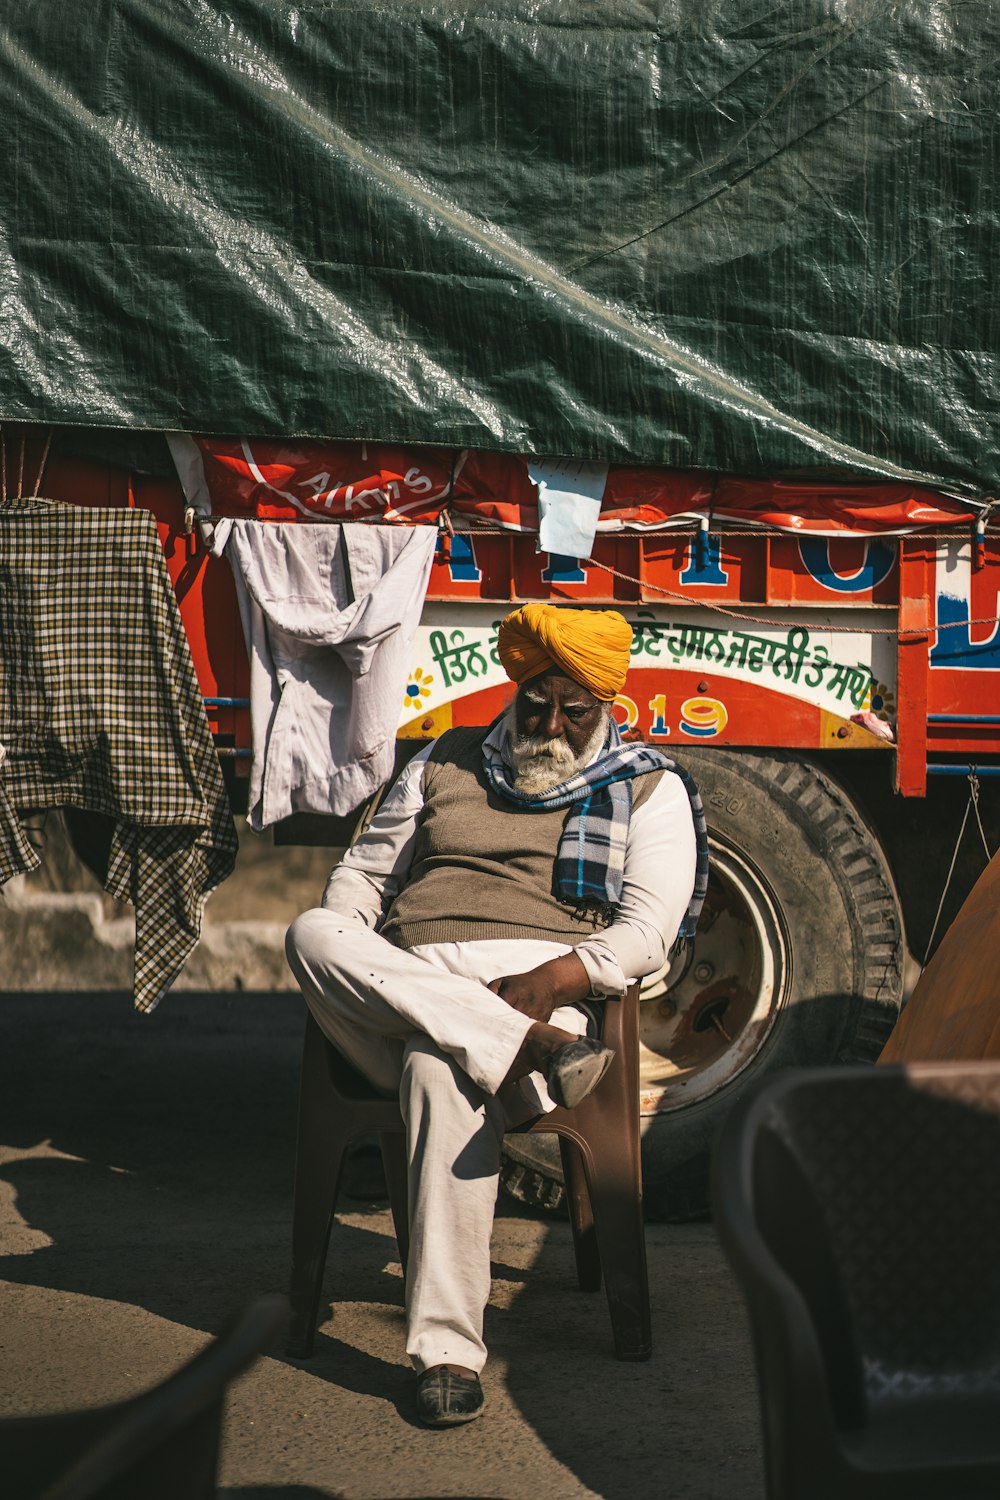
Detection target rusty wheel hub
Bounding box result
[638,839,787,1115]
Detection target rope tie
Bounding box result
[923,768,995,964]
[31,429,53,499]
[974,497,1000,570]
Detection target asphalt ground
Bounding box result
[0,990,762,1499]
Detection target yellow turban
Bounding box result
[496,604,633,701]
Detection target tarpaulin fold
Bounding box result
[171,433,976,536]
[1,2,997,496]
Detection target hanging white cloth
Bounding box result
[227,521,436,829]
[528,458,609,561]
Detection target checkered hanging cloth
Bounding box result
[482,717,709,938]
[0,498,238,1011]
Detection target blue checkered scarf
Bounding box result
[482,718,708,938]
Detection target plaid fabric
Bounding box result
[0,498,238,1011]
[482,718,709,939]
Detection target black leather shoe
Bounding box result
[546,1038,615,1109]
[416,1367,485,1427]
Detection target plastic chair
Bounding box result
[288,982,650,1362]
[1,1295,288,1500]
[712,1064,1000,1500]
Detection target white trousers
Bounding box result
[285,907,588,1374]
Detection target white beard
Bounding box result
[502,707,610,795]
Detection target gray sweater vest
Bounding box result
[379,726,663,950]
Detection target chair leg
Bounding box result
[559,1136,602,1293]
[287,1130,347,1358]
[379,1130,410,1274]
[287,1019,349,1359]
[583,1138,651,1361]
[583,979,651,1361]
[562,993,651,1360]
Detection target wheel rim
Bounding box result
[638,837,788,1115]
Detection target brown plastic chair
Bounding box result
[712,1064,1000,1500]
[2,1295,288,1500]
[287,982,650,1362]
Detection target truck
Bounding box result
[2,3,998,1218]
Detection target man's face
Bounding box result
[514,671,607,758]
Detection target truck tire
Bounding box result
[500,749,906,1222]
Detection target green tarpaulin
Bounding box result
[1,2,997,495]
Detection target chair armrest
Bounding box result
[600,981,640,1054]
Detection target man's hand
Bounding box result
[487,952,592,1022]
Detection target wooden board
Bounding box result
[881,853,1000,1061]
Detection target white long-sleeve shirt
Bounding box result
[322,721,699,997]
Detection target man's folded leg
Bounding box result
[285,907,534,1096]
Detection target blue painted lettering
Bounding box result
[797,539,895,594]
[541,553,587,583]
[680,532,728,586]
[931,588,1000,669]
[444,533,482,582]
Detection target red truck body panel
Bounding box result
[20,435,1000,800]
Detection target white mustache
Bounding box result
[513,733,575,759]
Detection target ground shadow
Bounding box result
[0,988,761,1498]
[223,1491,343,1499]
[0,990,307,1335]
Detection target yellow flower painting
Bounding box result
[404,667,435,712]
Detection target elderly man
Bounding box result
[286,603,704,1426]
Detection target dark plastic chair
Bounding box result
[1,1295,288,1500]
[288,982,650,1362]
[712,1063,1000,1500]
